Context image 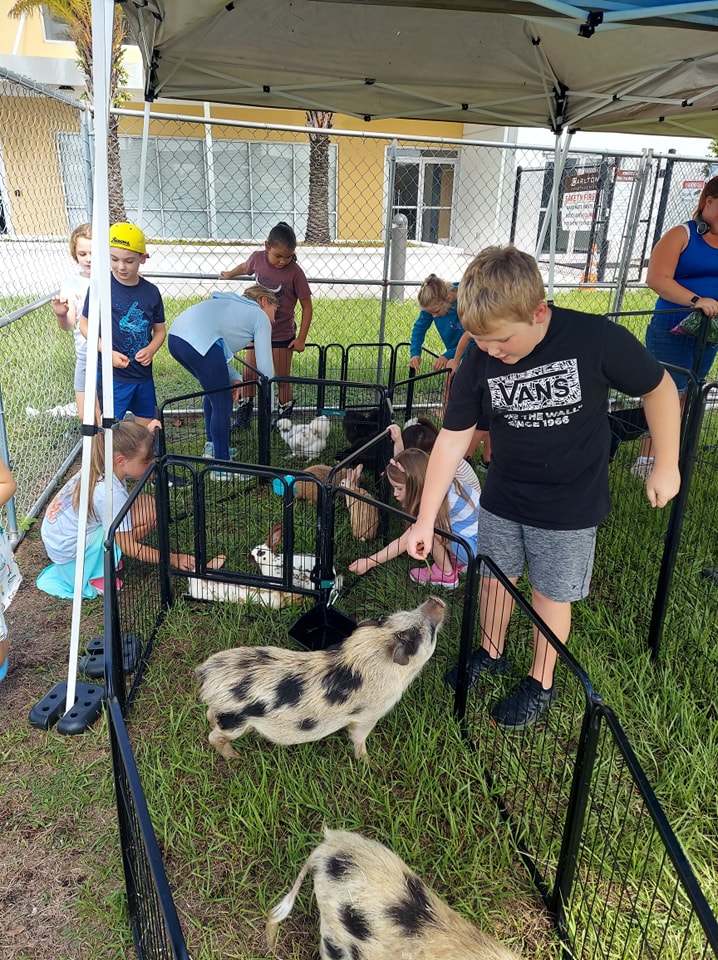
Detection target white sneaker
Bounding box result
[203,442,214,458]
[630,457,654,479]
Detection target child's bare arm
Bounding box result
[641,370,681,508]
[446,331,473,374]
[51,296,74,331]
[407,426,474,559]
[115,530,195,570]
[220,260,249,280]
[388,423,404,456]
[290,297,313,352]
[349,533,406,575]
[0,459,17,509]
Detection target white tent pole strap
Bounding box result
[204,102,217,238]
[64,0,115,717]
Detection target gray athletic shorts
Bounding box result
[477,508,597,602]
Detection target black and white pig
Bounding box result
[195,596,445,761]
[266,828,523,960]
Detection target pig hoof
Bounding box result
[209,729,238,760]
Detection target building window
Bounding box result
[392,149,457,244]
[57,132,337,241]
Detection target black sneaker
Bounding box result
[445,647,511,690]
[271,399,295,431]
[490,677,557,730]
[231,398,253,433]
[701,567,718,585]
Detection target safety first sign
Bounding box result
[681,180,704,208]
[562,172,599,229]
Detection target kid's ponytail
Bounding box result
[72,421,154,519]
[418,275,454,310]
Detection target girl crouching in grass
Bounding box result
[348,447,479,589]
[37,420,194,599]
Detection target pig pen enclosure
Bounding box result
[98,347,718,960]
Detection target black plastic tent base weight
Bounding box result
[78,634,140,678]
[28,679,104,733]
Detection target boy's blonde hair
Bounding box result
[458,245,545,335]
[418,274,454,310]
[69,222,92,262]
[242,284,279,306]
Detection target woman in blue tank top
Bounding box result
[645,175,718,392]
[631,177,718,479]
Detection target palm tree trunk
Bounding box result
[305,110,333,244]
[107,113,127,224]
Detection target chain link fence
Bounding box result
[1,65,714,533]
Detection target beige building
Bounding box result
[0,1,513,243]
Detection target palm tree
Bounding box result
[9,0,128,222]
[305,110,333,243]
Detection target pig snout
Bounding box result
[421,595,446,627]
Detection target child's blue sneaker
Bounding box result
[0,657,8,682]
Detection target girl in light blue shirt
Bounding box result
[168,286,278,460]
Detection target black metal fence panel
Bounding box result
[103,373,718,959]
[107,697,191,960]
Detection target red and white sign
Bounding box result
[563,172,599,229]
[681,179,704,207]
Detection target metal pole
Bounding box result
[377,140,398,382]
[136,100,151,228]
[647,378,704,659]
[389,213,408,303]
[611,151,653,314]
[652,149,676,249]
[0,382,18,540]
[80,106,94,221]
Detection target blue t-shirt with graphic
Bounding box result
[84,275,165,382]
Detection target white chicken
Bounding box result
[276,415,331,458]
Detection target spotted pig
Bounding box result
[266,828,522,959]
[195,596,444,761]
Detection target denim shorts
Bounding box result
[74,353,87,391]
[477,508,596,602]
[645,317,718,393]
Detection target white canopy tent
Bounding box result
[120,0,718,138]
[57,0,718,723]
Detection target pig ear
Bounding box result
[388,628,420,666]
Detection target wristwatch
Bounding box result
[690,295,701,306]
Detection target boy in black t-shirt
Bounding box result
[407,246,681,730]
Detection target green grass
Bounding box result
[3,289,718,958]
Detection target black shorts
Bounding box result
[271,337,294,349]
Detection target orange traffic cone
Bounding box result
[581,243,598,286]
